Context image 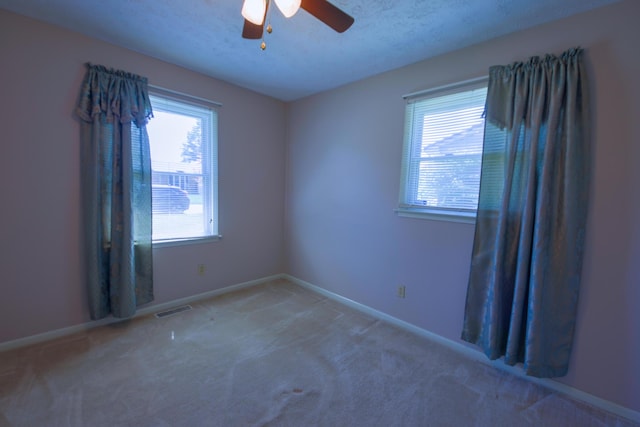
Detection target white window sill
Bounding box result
[153,235,222,248]
[394,207,476,224]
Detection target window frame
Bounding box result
[397,77,488,224]
[147,87,221,246]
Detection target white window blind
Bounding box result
[399,80,487,219]
[147,92,219,242]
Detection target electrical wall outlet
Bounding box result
[397,285,406,298]
[197,264,206,276]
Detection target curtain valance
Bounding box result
[484,48,584,130]
[76,63,153,127]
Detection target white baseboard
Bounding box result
[0,274,284,353]
[283,274,640,424]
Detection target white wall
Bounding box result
[0,10,286,343]
[285,0,640,413]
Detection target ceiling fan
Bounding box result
[241,0,354,49]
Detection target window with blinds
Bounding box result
[146,91,219,243]
[398,79,487,222]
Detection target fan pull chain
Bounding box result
[261,21,272,50]
[261,0,273,50]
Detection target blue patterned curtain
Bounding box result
[76,64,154,320]
[461,49,590,377]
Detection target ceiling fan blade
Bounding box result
[301,0,354,33]
[242,1,269,40]
[242,19,264,39]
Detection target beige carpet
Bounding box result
[0,278,637,427]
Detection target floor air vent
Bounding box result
[154,305,193,319]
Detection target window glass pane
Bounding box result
[147,94,218,241]
[400,83,487,215]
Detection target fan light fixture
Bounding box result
[241,0,301,25]
[274,0,301,18]
[241,0,266,25]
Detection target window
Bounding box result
[146,90,219,243]
[398,79,487,222]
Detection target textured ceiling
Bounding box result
[0,0,620,101]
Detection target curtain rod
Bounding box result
[148,84,223,108]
